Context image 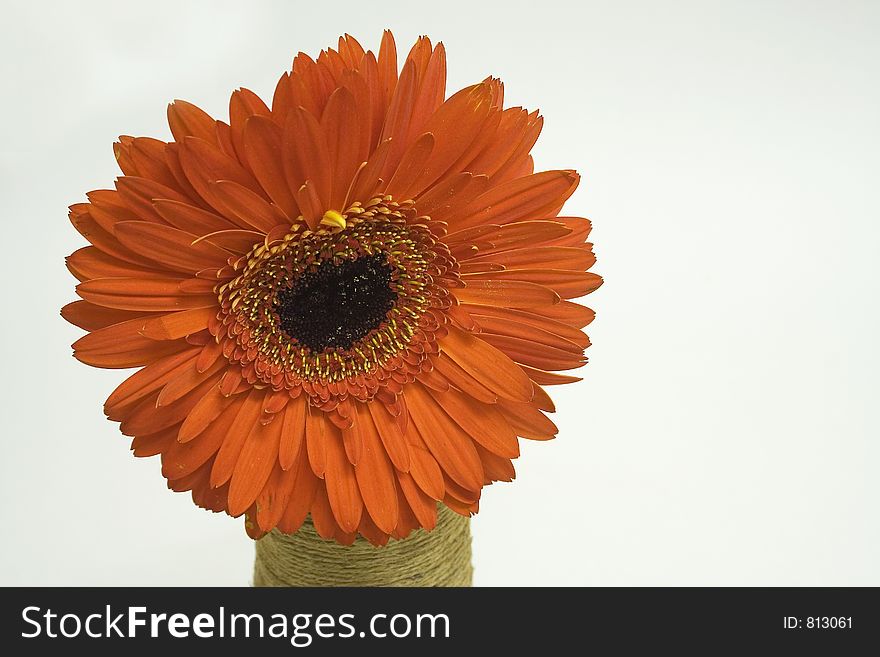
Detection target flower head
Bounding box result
[63,32,601,545]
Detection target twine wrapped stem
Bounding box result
[253,505,472,587]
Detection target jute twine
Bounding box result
[253,505,472,587]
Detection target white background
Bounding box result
[1,0,877,586]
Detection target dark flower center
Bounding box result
[275,253,396,352]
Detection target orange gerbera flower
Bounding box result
[62,31,601,546]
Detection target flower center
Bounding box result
[275,253,396,352]
[213,196,457,401]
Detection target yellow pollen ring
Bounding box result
[320,210,347,230]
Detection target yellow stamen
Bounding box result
[320,210,347,230]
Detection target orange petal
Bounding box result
[163,397,241,479]
[540,300,597,328]
[103,347,200,417]
[87,189,141,227]
[218,368,242,396]
[76,277,216,312]
[62,300,147,331]
[377,30,398,107]
[228,88,271,165]
[114,221,230,273]
[479,333,586,371]
[283,108,331,211]
[277,453,319,535]
[67,246,168,281]
[337,33,366,67]
[271,71,293,121]
[367,401,411,472]
[254,461,298,533]
[392,483,420,540]
[279,395,306,470]
[126,137,180,189]
[210,389,265,488]
[340,415,363,465]
[467,108,540,179]
[497,398,559,440]
[296,179,324,230]
[518,364,583,386]
[439,325,533,402]
[178,277,221,295]
[323,423,364,533]
[404,384,484,491]
[547,216,593,247]
[178,136,265,217]
[449,170,579,229]
[344,138,391,206]
[72,316,155,352]
[156,356,225,407]
[404,38,444,133]
[405,438,445,501]
[477,318,585,356]
[474,443,516,483]
[305,405,327,477]
[456,220,573,256]
[152,199,235,234]
[409,84,496,194]
[443,474,480,504]
[195,340,222,373]
[530,382,555,412]
[168,100,218,144]
[215,119,236,159]
[453,279,559,309]
[467,304,591,349]
[193,229,263,253]
[321,87,363,210]
[431,352,497,404]
[352,402,399,534]
[242,116,299,219]
[414,172,490,223]
[261,389,290,418]
[116,176,190,223]
[354,53,385,152]
[417,365,452,393]
[469,245,596,271]
[130,427,177,458]
[190,467,230,513]
[73,339,185,369]
[210,180,286,233]
[357,510,390,547]
[439,80,505,175]
[162,142,207,205]
[309,484,339,539]
[177,382,236,443]
[289,54,331,118]
[120,372,218,436]
[385,132,434,201]
[396,471,438,530]
[69,208,160,267]
[73,316,189,368]
[490,129,541,185]
[140,307,217,341]
[426,386,520,458]
[337,68,377,158]
[228,406,284,516]
[379,60,417,179]
[463,269,602,299]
